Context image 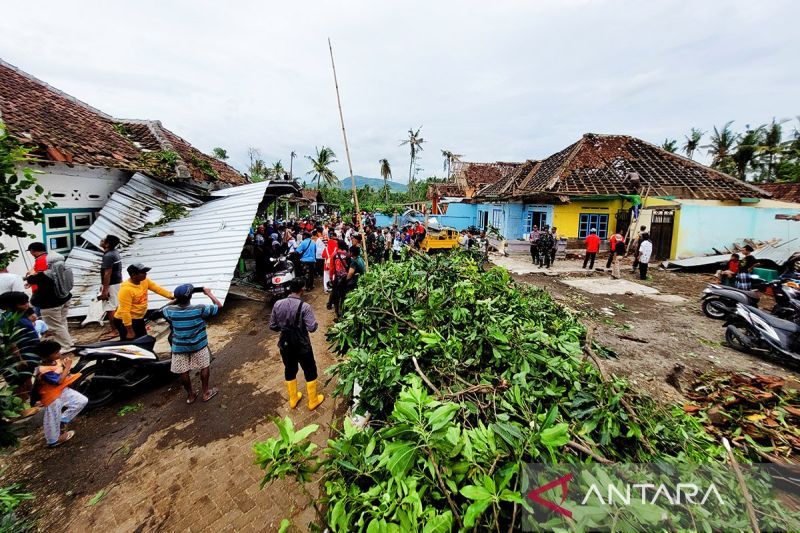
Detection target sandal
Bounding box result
[202,387,219,402]
[48,430,75,447]
[186,390,199,404]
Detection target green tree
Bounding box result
[211,147,228,160]
[705,121,738,175]
[682,128,704,160]
[400,127,425,184]
[306,146,338,190]
[733,126,764,180]
[661,139,678,153]
[757,118,787,183]
[270,160,285,179]
[379,158,392,202]
[1,123,56,268]
[247,147,268,182]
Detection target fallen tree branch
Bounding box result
[412,356,441,396]
[723,437,761,533]
[617,334,649,344]
[568,439,614,465]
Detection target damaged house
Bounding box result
[474,133,800,260]
[0,60,299,314]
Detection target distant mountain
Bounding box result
[336,175,408,192]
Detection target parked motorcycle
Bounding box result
[700,278,799,320]
[264,254,295,303]
[725,303,800,366]
[72,334,173,409]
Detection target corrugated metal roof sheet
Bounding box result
[67,175,269,317]
[662,238,799,270]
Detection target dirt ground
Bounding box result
[505,255,800,403]
[0,289,345,532]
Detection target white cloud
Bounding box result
[0,0,796,180]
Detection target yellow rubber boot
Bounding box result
[286,380,302,409]
[306,380,325,411]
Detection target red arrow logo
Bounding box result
[527,473,574,518]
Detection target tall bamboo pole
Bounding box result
[328,38,361,231]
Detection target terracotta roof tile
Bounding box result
[453,161,521,189]
[514,134,767,200]
[757,183,800,203]
[0,60,244,186]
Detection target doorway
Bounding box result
[649,209,675,261]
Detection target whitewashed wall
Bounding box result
[2,163,131,276]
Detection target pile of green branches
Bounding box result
[256,252,795,531]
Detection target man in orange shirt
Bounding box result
[583,228,600,270]
[114,263,174,340]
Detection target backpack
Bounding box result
[614,240,627,255]
[333,254,348,278]
[278,300,312,353]
[44,252,74,299]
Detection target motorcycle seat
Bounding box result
[77,335,157,349]
[748,307,800,333]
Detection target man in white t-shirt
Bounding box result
[637,233,653,280]
[0,267,25,295]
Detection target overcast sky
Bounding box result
[1,0,797,183]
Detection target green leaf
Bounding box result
[291,423,319,444]
[460,484,492,501]
[422,511,453,533]
[540,422,570,448]
[278,518,291,533]
[463,499,491,528]
[383,441,417,477]
[427,403,458,432]
[87,489,107,506]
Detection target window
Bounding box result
[46,214,68,230]
[477,210,489,229]
[524,211,547,233]
[48,235,70,252]
[72,213,92,229]
[578,214,609,239]
[491,209,503,230]
[42,208,100,254]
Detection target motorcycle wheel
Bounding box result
[725,324,757,354]
[73,365,115,409]
[701,297,729,320]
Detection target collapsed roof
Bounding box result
[66,174,300,317]
[477,133,770,201]
[0,59,244,187]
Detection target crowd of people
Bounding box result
[527,225,560,268]
[579,225,652,280]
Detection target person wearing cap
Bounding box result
[162,284,221,403]
[583,228,600,270]
[114,263,173,340]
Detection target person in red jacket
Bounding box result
[583,228,600,270]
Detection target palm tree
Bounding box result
[379,158,392,202]
[733,126,764,180]
[440,149,463,180]
[704,121,739,174]
[757,119,786,183]
[306,146,338,190]
[400,127,425,185]
[661,139,678,153]
[270,160,285,179]
[289,151,297,179]
[682,128,704,160]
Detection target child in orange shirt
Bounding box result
[34,340,87,447]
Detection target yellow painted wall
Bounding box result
[552,199,624,237]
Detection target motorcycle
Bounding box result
[264,254,295,303]
[701,277,799,320]
[72,334,173,409]
[725,303,800,366]
[701,277,764,319]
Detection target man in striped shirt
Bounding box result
[162,284,221,403]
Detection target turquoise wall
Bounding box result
[675,204,800,257]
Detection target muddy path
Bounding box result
[1,289,345,532]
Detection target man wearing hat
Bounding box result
[114,263,174,340]
[162,284,221,403]
[583,227,600,270]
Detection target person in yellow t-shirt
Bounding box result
[114,263,174,340]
